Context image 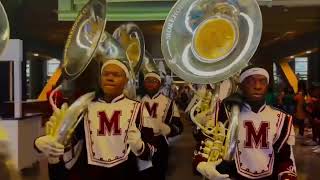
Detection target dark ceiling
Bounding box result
[2,0,320,60]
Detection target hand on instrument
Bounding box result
[158,122,171,136]
[197,159,230,180]
[35,135,64,164]
[127,126,144,156]
[151,120,170,136]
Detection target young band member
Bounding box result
[195,66,297,180]
[138,69,183,180]
[35,56,154,180]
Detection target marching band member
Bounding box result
[195,66,297,180]
[138,68,183,180]
[34,56,155,180]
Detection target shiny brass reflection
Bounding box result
[193,18,236,61]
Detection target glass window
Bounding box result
[273,63,280,85]
[47,58,60,77]
[25,58,61,99]
[295,57,308,80]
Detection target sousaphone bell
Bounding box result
[113,22,145,76]
[161,0,262,162]
[113,22,145,98]
[162,0,262,84]
[141,51,159,77]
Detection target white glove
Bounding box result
[143,117,171,136]
[158,123,171,136]
[197,159,230,180]
[152,119,171,136]
[127,126,144,156]
[35,135,64,164]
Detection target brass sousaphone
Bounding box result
[162,0,262,161]
[113,22,145,75]
[48,0,143,145]
[135,51,159,92]
[141,51,159,76]
[113,22,145,98]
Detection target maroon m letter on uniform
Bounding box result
[244,121,270,149]
[97,111,122,136]
[145,102,159,118]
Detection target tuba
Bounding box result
[161,0,262,162]
[113,22,145,98]
[47,0,143,145]
[113,22,145,76]
[141,51,159,76]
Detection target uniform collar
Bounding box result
[243,101,266,113]
[145,91,162,100]
[98,94,125,104]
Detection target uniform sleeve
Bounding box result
[274,144,297,180]
[273,115,297,180]
[165,101,183,137]
[274,115,295,152]
[135,108,156,160]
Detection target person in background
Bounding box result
[304,82,320,150]
[284,87,295,115]
[294,86,307,139]
[276,88,285,110]
[266,87,277,106]
[138,70,183,180]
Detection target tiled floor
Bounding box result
[166,120,201,180]
[293,139,320,180]
[22,119,320,180]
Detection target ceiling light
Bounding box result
[33,53,39,57]
[306,50,312,54]
[290,56,295,59]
